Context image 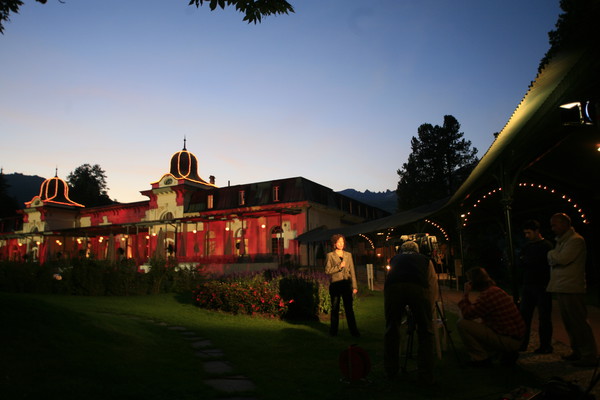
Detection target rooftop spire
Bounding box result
[183,136,187,151]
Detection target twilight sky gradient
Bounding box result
[1,0,562,204]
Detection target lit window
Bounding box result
[239,190,245,206]
[273,185,280,202]
[207,194,214,209]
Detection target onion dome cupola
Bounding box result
[169,138,214,186]
[149,138,216,191]
[25,169,84,208]
[169,138,206,183]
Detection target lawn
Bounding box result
[0,289,542,400]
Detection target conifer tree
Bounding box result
[396,115,478,211]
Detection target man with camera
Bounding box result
[383,240,439,384]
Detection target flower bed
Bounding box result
[193,268,332,320]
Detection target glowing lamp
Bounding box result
[560,101,596,126]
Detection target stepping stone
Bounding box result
[203,360,234,374]
[157,322,168,326]
[195,349,224,358]
[180,331,197,336]
[168,326,187,331]
[203,376,256,393]
[191,339,213,349]
[185,336,204,341]
[218,397,258,400]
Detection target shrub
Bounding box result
[194,279,288,317]
[0,258,206,296]
[193,268,333,320]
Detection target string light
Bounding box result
[424,219,449,241]
[358,233,375,249]
[461,183,589,227]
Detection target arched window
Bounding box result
[235,228,247,256]
[161,212,174,221]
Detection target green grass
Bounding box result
[0,290,542,400]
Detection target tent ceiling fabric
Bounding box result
[297,198,449,243]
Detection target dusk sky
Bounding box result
[1,0,562,204]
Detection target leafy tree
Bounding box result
[396,115,478,211]
[538,0,600,73]
[1,0,294,34]
[67,164,114,207]
[189,0,294,23]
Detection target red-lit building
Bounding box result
[0,144,389,272]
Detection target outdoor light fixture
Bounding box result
[560,101,597,126]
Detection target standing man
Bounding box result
[546,213,598,367]
[518,219,554,354]
[384,241,439,384]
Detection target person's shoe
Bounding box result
[466,358,492,367]
[561,353,581,361]
[500,351,519,366]
[571,358,599,368]
[534,346,553,354]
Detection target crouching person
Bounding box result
[457,268,525,366]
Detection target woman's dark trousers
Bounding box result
[329,280,359,336]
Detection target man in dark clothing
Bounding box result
[518,219,554,353]
[384,240,439,384]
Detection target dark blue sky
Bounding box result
[0,0,562,202]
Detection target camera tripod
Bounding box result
[401,294,461,372]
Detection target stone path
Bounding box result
[123,316,259,400]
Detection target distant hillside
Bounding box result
[338,189,397,214]
[4,173,45,208]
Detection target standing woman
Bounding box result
[325,234,360,337]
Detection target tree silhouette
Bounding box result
[0,171,19,218]
[396,115,478,211]
[1,0,294,34]
[538,0,600,73]
[67,164,114,207]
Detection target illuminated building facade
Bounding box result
[0,144,388,272]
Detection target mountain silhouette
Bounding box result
[3,173,45,208]
[338,189,397,214]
